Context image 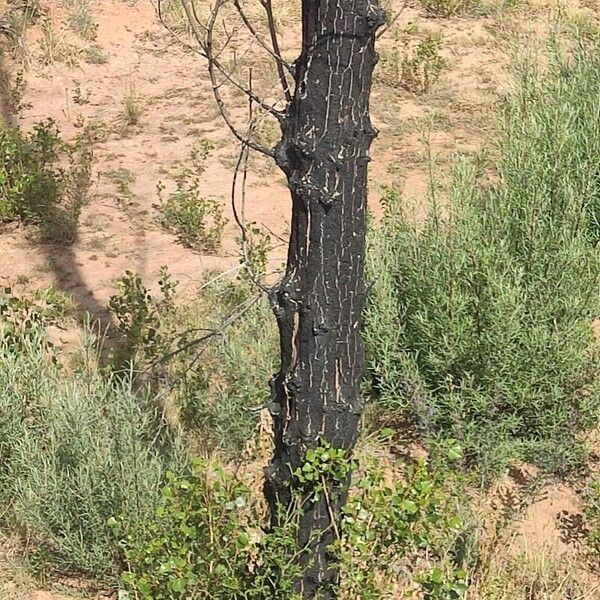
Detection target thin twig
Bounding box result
[191,0,276,157]
[144,292,262,375]
[377,0,410,39]
[230,76,271,295]
[232,0,293,75]
[261,0,292,102]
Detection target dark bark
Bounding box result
[264,0,385,596]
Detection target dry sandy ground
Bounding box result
[0,0,512,320]
[1,0,600,598]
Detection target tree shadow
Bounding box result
[0,47,17,128]
[557,510,589,546]
[36,207,150,366]
[43,243,111,325]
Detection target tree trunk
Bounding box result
[265,0,385,596]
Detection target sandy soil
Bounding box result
[0,0,513,320]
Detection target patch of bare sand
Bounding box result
[0,0,516,321]
[471,462,600,597]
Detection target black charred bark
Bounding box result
[264,0,385,597]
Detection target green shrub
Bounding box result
[116,459,265,600]
[117,440,468,599]
[157,172,227,252]
[108,267,178,369]
[0,120,92,242]
[237,222,273,288]
[337,438,469,599]
[169,274,277,456]
[365,35,600,475]
[106,268,276,456]
[117,457,309,600]
[0,322,185,580]
[379,28,445,94]
[63,0,97,40]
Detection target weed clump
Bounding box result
[0,120,92,242]
[157,149,227,252]
[117,440,468,599]
[379,28,445,94]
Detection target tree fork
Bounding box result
[264,0,385,596]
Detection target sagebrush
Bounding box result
[365,34,600,475]
[0,318,185,580]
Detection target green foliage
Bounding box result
[0,285,70,352]
[108,267,178,368]
[10,68,31,114]
[117,459,304,600]
[418,565,468,600]
[156,139,225,251]
[190,138,215,174]
[107,167,135,205]
[121,82,143,127]
[106,268,276,456]
[84,43,108,64]
[171,274,277,455]
[401,33,445,94]
[155,0,194,36]
[116,459,300,600]
[379,28,445,94]
[3,0,42,57]
[337,440,468,599]
[237,223,272,288]
[0,120,92,242]
[418,0,480,18]
[365,35,600,475]
[115,458,254,600]
[157,174,227,252]
[0,322,184,581]
[117,440,468,599]
[294,443,351,488]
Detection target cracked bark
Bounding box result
[264,0,385,596]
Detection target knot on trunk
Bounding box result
[366,2,387,31]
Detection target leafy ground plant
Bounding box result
[0,119,92,242]
[157,173,227,252]
[117,439,468,599]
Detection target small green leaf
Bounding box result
[380,427,394,440]
[430,567,443,584]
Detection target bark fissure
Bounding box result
[265,0,384,596]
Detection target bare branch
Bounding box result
[177,0,276,158]
[232,0,293,76]
[261,0,293,102]
[144,292,262,373]
[156,0,207,56]
[230,71,271,295]
[377,0,410,39]
[210,52,285,120]
[181,0,208,45]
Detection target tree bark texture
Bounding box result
[265,0,385,596]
